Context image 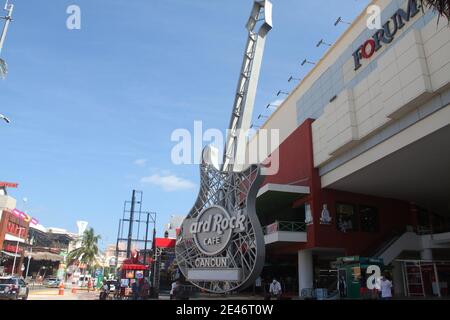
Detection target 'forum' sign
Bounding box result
[353,0,421,70]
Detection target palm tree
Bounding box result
[420,0,450,22]
[67,228,101,281]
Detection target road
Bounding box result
[29,288,99,300]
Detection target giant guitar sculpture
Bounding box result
[175,0,273,294]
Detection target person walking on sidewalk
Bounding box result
[269,278,282,300]
[379,273,393,300]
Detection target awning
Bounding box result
[25,251,64,262]
[155,238,176,249]
[4,234,26,243]
[257,183,310,198]
[121,264,149,271]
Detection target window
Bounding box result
[336,203,358,232]
[359,205,379,232]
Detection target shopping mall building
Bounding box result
[249,0,450,298]
[0,182,30,275]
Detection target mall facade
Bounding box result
[249,0,450,298]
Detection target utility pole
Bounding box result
[126,190,136,258]
[151,227,158,298]
[0,1,14,79]
[143,213,149,269]
[0,0,13,55]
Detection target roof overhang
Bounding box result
[257,183,310,198]
[4,234,26,243]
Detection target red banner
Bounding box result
[3,244,24,254]
[0,182,18,188]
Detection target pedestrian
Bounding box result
[379,273,393,300]
[269,278,282,300]
[87,278,93,293]
[338,275,347,299]
[170,279,180,300]
[141,279,150,300]
[255,276,262,296]
[100,281,109,300]
[131,280,139,300]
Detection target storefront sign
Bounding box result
[190,206,245,256]
[4,244,23,254]
[6,221,27,238]
[0,182,18,188]
[353,0,420,70]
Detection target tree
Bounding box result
[420,0,450,22]
[67,228,101,276]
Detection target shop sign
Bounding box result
[4,244,23,254]
[190,206,245,256]
[352,0,420,70]
[6,221,27,238]
[0,182,18,188]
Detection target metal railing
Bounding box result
[263,221,307,235]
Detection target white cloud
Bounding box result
[134,159,148,167]
[271,98,285,107]
[140,174,196,192]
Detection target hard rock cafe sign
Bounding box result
[175,148,266,294]
[176,0,273,294]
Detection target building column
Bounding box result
[392,261,404,298]
[298,250,313,297]
[421,248,433,261]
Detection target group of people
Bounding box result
[338,272,393,300]
[99,278,151,300]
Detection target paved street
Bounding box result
[28,288,99,300]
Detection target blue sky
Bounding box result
[0,0,368,249]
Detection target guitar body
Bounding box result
[175,0,272,294]
[175,147,265,294]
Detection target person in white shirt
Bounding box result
[379,274,393,300]
[170,280,180,300]
[269,278,282,300]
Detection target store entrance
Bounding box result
[401,260,450,297]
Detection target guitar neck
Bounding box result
[222,0,273,173]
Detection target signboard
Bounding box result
[352,0,420,70]
[0,182,18,188]
[4,244,23,254]
[76,221,88,236]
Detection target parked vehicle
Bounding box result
[43,277,61,288]
[0,277,29,300]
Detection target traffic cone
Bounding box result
[59,282,65,295]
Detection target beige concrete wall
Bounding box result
[0,195,16,211]
[312,14,450,168]
[247,0,394,164]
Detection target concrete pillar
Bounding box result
[298,250,314,297]
[392,261,404,298]
[421,248,433,261]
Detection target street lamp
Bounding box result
[0,113,10,124]
[25,235,34,280]
[334,17,351,26]
[301,59,316,67]
[316,39,332,48]
[277,90,289,97]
